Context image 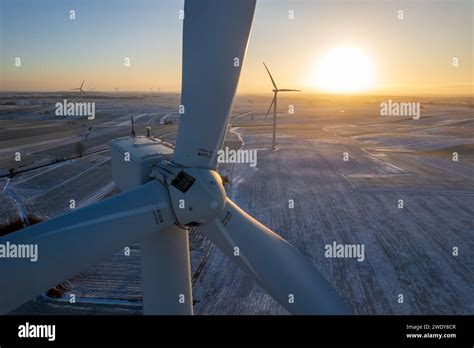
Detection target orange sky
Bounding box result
[1,0,472,95]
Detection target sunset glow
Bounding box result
[313,47,375,93]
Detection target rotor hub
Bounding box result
[152,160,226,226]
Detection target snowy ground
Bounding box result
[196,126,473,314]
[2,93,473,315]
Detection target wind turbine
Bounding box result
[0,0,350,316]
[263,62,300,150]
[71,80,85,99]
[84,126,93,139]
[130,113,136,138]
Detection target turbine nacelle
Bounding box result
[110,136,173,192]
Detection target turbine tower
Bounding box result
[263,62,300,150]
[0,0,350,316]
[71,80,85,99]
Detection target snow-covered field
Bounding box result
[1,93,473,315]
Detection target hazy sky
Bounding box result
[0,0,472,94]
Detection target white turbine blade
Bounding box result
[0,180,176,314]
[173,0,256,169]
[263,62,278,90]
[278,89,301,92]
[141,226,193,315]
[264,95,275,119]
[198,198,352,315]
[80,80,85,89]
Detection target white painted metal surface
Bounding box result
[0,181,176,314]
[110,136,173,192]
[198,198,352,315]
[173,0,256,169]
[141,226,193,315]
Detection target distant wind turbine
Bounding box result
[130,116,136,137]
[84,126,93,139]
[71,80,85,99]
[263,62,300,150]
[114,86,120,93]
[130,110,136,137]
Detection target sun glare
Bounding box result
[313,47,375,93]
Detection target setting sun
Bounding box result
[313,47,375,93]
